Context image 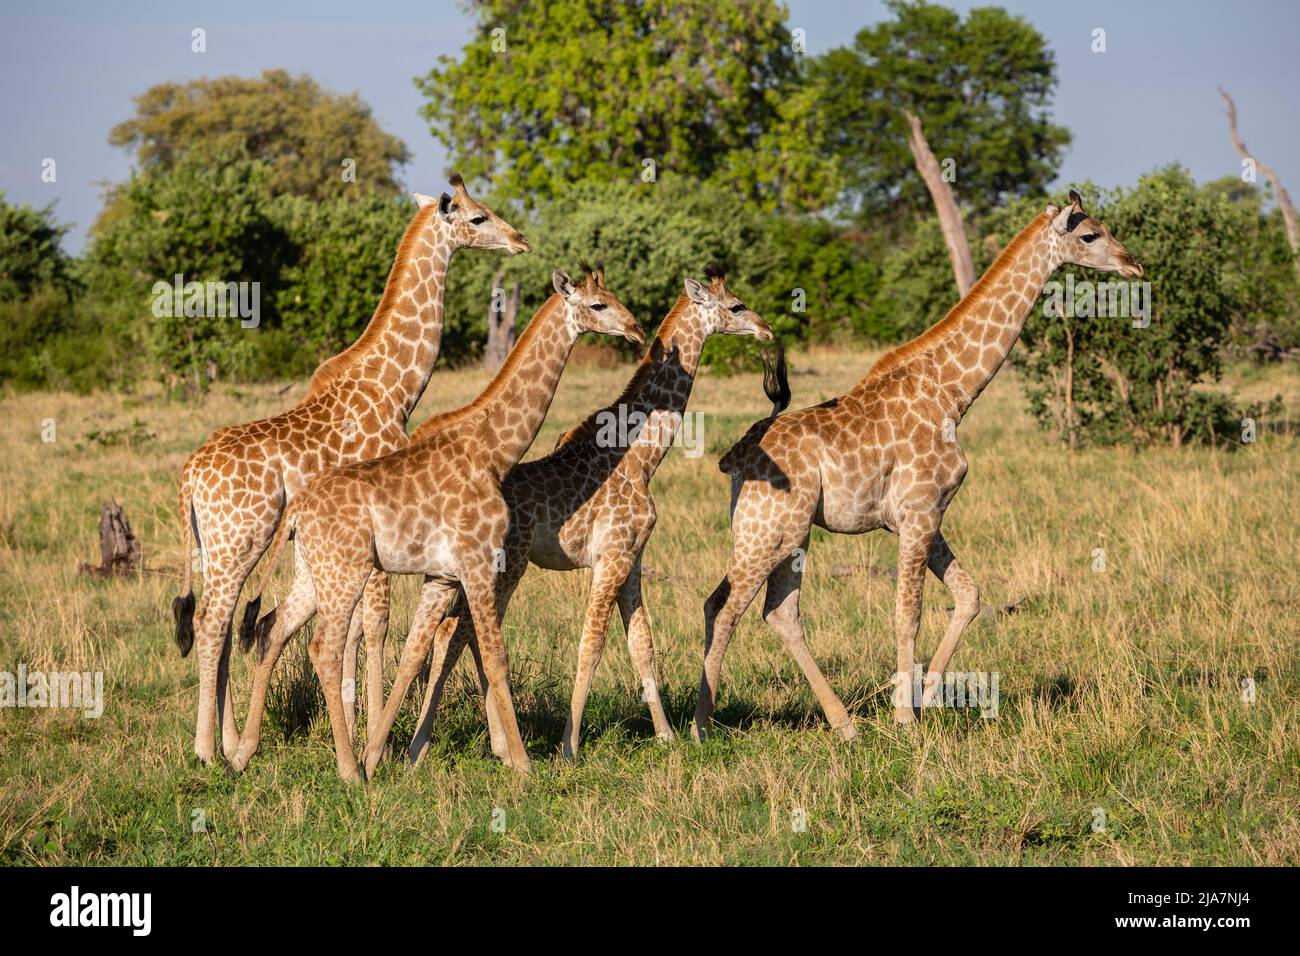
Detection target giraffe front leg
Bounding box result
[893,511,941,725]
[412,548,527,764]
[461,564,530,775]
[616,554,674,743]
[408,612,467,766]
[921,531,980,709]
[360,579,457,779]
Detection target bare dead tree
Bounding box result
[903,108,976,295]
[482,268,520,372]
[1219,87,1300,280]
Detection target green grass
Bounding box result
[1,347,1297,865]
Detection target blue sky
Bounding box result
[2,0,1297,253]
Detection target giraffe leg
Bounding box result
[562,553,635,758]
[191,539,265,764]
[360,580,458,779]
[920,531,980,709]
[408,612,468,766]
[411,549,525,765]
[227,558,317,773]
[893,511,941,724]
[692,561,773,744]
[461,566,530,774]
[616,554,674,743]
[308,566,372,783]
[361,571,391,734]
[341,599,364,742]
[464,633,510,761]
[763,544,856,740]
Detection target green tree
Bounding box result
[86,152,288,391]
[813,0,1069,225]
[418,0,836,211]
[268,192,415,375]
[1009,169,1247,448]
[0,194,74,302]
[439,179,784,367]
[98,69,409,235]
[1201,176,1300,356]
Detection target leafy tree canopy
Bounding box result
[418,0,836,211]
[0,194,74,302]
[107,69,410,205]
[813,0,1069,224]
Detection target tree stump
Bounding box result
[78,498,142,577]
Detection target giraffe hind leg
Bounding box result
[762,547,855,739]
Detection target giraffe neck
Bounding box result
[473,294,581,479]
[331,208,454,419]
[865,213,1060,421]
[594,295,707,475]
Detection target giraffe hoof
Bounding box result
[834,719,858,742]
[690,719,712,744]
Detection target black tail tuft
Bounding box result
[173,592,196,658]
[238,595,261,654]
[254,607,278,663]
[761,340,791,417]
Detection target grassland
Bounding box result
[1,346,1297,865]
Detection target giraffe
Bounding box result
[403,268,774,765]
[231,266,644,780]
[691,191,1143,738]
[172,174,528,765]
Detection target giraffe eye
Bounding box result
[469,215,488,225]
[729,303,745,313]
[1080,233,1100,243]
[591,303,608,311]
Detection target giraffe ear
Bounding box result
[437,192,456,223]
[684,277,711,305]
[413,192,437,209]
[1069,188,1085,211]
[553,270,576,299]
[1050,202,1075,235]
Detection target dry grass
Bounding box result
[1,346,1297,865]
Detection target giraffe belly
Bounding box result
[816,478,888,533]
[373,525,458,578]
[529,525,584,571]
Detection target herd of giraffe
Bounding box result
[172,175,1142,780]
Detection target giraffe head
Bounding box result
[552,263,645,347]
[412,173,530,254]
[682,266,773,341]
[1047,189,1143,278]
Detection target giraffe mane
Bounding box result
[861,211,1053,384]
[552,293,691,450]
[411,293,568,443]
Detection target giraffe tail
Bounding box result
[719,341,791,476]
[238,495,298,655]
[761,339,790,417]
[172,476,197,658]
